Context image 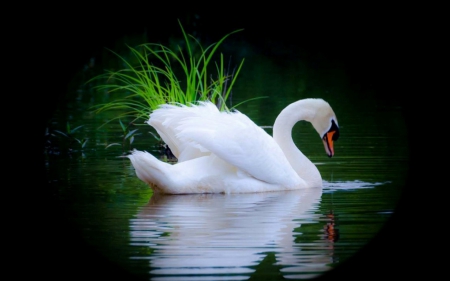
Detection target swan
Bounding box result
[127,98,339,194]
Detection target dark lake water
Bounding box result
[39,21,410,281]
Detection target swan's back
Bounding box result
[148,102,218,161]
[148,101,302,187]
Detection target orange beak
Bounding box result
[322,131,336,158]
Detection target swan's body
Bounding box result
[127,98,339,194]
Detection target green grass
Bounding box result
[53,122,88,150]
[104,118,141,151]
[88,20,252,127]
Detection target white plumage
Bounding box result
[127,98,339,194]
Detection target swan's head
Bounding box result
[309,99,340,158]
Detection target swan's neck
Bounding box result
[273,100,322,187]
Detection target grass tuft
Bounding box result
[88,20,247,127]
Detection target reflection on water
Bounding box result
[322,180,387,193]
[129,181,381,280]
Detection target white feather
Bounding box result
[127,98,339,194]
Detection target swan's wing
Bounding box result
[148,103,212,161]
[176,102,300,186]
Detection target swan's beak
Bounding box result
[322,131,336,158]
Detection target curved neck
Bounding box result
[273,100,322,187]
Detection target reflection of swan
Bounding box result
[129,188,326,279]
[127,98,340,194]
[129,180,384,280]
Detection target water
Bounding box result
[129,182,390,280]
[41,29,409,280]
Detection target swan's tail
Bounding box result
[127,149,172,192]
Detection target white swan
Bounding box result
[127,98,339,194]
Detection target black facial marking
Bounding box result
[329,120,339,141]
[322,119,340,140]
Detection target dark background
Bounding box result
[26,4,419,281]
